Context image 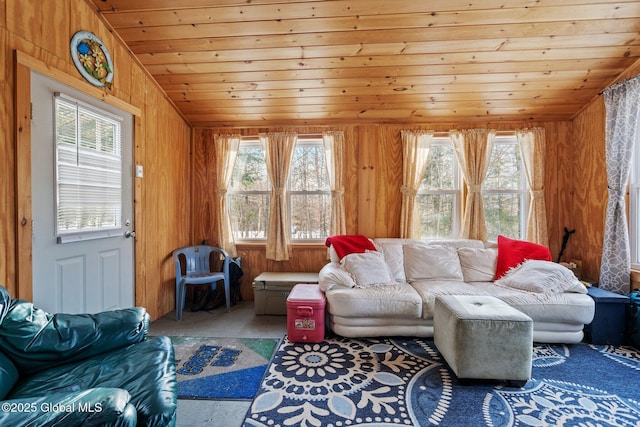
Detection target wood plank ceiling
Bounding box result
[89,0,640,127]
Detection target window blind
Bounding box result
[54,94,123,242]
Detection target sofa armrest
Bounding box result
[0,388,137,427]
[0,300,150,375]
[319,263,356,291]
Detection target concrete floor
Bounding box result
[149,301,287,427]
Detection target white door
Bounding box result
[30,72,135,314]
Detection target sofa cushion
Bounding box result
[430,239,486,249]
[495,235,552,279]
[494,259,586,296]
[341,251,394,287]
[0,351,18,400]
[10,336,177,427]
[0,300,150,375]
[483,285,595,325]
[374,241,406,282]
[324,283,422,319]
[411,280,489,318]
[404,244,464,281]
[318,263,356,291]
[0,388,137,426]
[457,247,498,282]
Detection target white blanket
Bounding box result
[493,260,586,301]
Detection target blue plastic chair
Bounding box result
[173,245,231,320]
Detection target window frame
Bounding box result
[228,137,271,242]
[228,135,331,243]
[482,134,530,241]
[54,92,124,243]
[287,136,332,243]
[416,135,463,240]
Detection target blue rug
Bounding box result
[243,336,640,426]
[171,336,278,400]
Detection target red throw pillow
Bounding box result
[494,235,552,279]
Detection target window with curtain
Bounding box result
[228,135,330,241]
[482,135,529,240]
[289,138,331,240]
[629,130,640,269]
[413,133,529,241]
[228,139,270,240]
[55,94,122,241]
[416,136,461,239]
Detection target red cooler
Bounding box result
[286,284,326,343]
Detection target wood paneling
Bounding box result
[137,86,192,318]
[14,59,31,301]
[89,0,640,126]
[2,0,636,315]
[543,120,573,260]
[193,120,573,299]
[1,0,191,320]
[233,245,329,302]
[571,97,607,282]
[0,31,12,297]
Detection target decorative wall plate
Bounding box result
[70,31,114,89]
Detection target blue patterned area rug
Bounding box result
[171,336,279,400]
[243,336,640,426]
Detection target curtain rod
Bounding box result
[434,130,517,136]
[598,74,640,96]
[241,133,324,140]
[238,130,518,139]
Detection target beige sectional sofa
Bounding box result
[319,238,595,343]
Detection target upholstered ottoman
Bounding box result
[434,295,533,386]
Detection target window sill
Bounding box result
[235,242,326,250]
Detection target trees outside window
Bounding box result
[229,137,330,241]
[230,133,528,243]
[415,134,528,241]
[416,137,461,239]
[229,142,270,240]
[288,139,331,240]
[482,136,528,240]
[55,96,122,237]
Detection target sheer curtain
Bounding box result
[260,132,297,261]
[323,131,346,236]
[516,128,549,246]
[600,76,640,293]
[213,134,240,257]
[400,130,434,238]
[450,129,496,240]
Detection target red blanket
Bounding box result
[325,235,376,260]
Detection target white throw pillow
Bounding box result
[403,244,464,281]
[318,263,356,291]
[328,245,340,263]
[374,242,406,282]
[494,259,586,295]
[341,251,394,287]
[457,247,498,282]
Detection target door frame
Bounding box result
[14,50,142,302]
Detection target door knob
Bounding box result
[125,230,136,239]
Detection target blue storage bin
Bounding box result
[627,290,640,348]
[584,286,629,345]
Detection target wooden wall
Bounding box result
[1,0,192,320]
[194,120,573,300]
[2,1,636,318]
[570,97,607,281]
[570,60,640,284]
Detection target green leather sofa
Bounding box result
[0,285,177,426]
